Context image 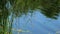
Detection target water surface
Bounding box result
[12,10,60,34]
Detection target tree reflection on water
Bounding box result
[0,0,60,34]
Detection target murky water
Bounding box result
[12,10,60,34]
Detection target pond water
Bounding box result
[11,10,60,34]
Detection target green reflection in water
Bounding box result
[0,0,60,34]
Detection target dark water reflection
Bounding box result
[12,10,60,34]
